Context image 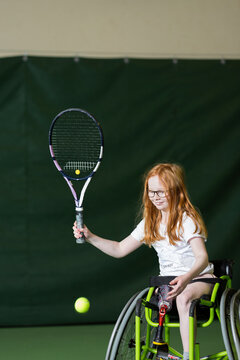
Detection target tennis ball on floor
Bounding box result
[74,297,90,313]
[75,169,80,175]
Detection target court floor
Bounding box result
[0,324,114,360]
[0,321,225,359]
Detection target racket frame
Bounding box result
[49,108,104,244]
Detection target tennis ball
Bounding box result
[75,169,80,175]
[74,297,90,313]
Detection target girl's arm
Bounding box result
[167,237,209,299]
[73,222,142,258]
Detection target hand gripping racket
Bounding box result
[49,108,104,244]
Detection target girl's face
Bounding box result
[148,175,169,213]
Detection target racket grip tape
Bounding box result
[75,208,86,244]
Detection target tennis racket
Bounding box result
[49,108,104,244]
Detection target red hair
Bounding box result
[142,163,207,246]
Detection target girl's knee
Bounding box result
[176,290,194,310]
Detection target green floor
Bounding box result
[0,321,226,359]
[0,324,114,360]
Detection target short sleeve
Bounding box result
[181,215,207,243]
[131,219,145,242]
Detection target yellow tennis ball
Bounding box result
[75,169,80,175]
[74,297,90,313]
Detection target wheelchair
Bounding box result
[105,259,239,360]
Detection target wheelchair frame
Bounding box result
[106,260,238,360]
[135,275,230,360]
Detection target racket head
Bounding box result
[49,108,103,181]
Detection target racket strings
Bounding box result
[64,161,96,171]
[51,111,102,178]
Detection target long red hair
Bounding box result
[142,163,207,246]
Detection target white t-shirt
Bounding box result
[131,214,214,276]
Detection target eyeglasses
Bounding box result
[148,190,167,198]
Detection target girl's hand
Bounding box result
[72,221,92,241]
[167,275,190,300]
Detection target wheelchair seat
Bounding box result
[146,259,234,322]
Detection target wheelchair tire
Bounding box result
[220,288,237,360]
[230,289,240,357]
[105,287,156,360]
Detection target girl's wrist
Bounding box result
[88,233,97,244]
[183,272,194,283]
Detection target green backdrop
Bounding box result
[0,56,239,326]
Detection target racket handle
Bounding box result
[75,208,86,244]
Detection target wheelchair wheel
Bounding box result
[220,288,237,360]
[105,287,157,360]
[230,289,240,356]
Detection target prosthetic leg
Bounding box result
[153,285,172,360]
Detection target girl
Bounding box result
[73,163,214,360]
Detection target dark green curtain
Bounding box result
[0,56,239,326]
